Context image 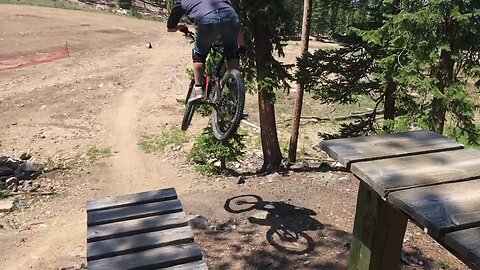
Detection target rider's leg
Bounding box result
[193,62,205,86]
[220,14,241,92]
[189,21,219,104]
[220,14,241,71]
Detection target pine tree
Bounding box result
[297,0,480,144]
[288,0,313,163]
[232,0,294,171]
[388,0,480,143]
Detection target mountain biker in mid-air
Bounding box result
[167,0,244,104]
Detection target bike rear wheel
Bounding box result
[211,69,245,140]
[181,79,196,131]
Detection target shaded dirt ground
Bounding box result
[0,5,469,270]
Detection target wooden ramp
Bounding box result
[87,188,207,270]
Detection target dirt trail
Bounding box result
[0,5,470,270]
[99,43,190,195]
[0,5,193,269]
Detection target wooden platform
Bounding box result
[87,188,207,270]
[320,130,480,269]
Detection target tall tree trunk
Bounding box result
[383,77,396,132]
[329,1,340,33]
[431,11,455,134]
[288,0,313,164]
[253,19,283,171]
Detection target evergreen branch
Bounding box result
[283,109,385,123]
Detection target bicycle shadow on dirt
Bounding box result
[224,194,324,255]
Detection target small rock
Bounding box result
[19,153,31,161]
[1,156,21,169]
[318,162,331,172]
[403,232,413,243]
[0,166,13,177]
[145,42,152,49]
[215,221,237,232]
[249,210,268,220]
[5,177,17,186]
[188,215,209,229]
[267,172,281,183]
[304,261,310,265]
[338,175,351,182]
[331,161,344,168]
[7,182,18,192]
[237,176,246,184]
[291,161,309,171]
[21,180,35,192]
[40,105,47,111]
[0,199,15,212]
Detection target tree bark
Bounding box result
[288,0,313,164]
[329,1,340,33]
[431,11,455,134]
[253,19,283,171]
[383,77,396,132]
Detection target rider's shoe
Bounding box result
[188,86,204,104]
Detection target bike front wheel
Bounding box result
[211,69,245,140]
[181,79,196,131]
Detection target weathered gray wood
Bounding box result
[87,188,177,212]
[87,199,183,226]
[320,130,463,168]
[348,181,408,270]
[351,149,480,197]
[88,243,203,270]
[87,226,194,261]
[87,212,187,242]
[388,179,480,237]
[160,261,208,270]
[445,227,480,270]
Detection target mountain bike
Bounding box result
[180,31,245,141]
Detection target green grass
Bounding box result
[444,125,480,150]
[138,126,188,153]
[43,146,115,171]
[437,260,454,270]
[0,190,8,199]
[86,146,115,163]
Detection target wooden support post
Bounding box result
[348,181,408,270]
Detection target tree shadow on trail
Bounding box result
[221,161,348,178]
[224,194,324,255]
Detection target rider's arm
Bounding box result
[167,0,184,32]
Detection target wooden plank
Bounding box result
[87,212,187,242]
[445,227,480,270]
[348,181,408,270]
[87,188,177,212]
[87,226,194,261]
[88,243,203,270]
[87,199,183,226]
[320,130,463,168]
[388,179,480,237]
[160,261,208,270]
[351,149,480,197]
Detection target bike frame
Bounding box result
[204,45,226,101]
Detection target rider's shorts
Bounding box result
[193,8,241,63]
